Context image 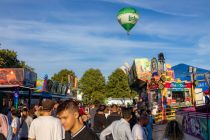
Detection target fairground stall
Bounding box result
[32,78,68,105]
[0,68,37,113]
[151,80,193,123]
[129,53,194,124]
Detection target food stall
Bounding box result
[148,63,193,123]
[0,68,37,113]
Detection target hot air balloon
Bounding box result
[117,7,139,35]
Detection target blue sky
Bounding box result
[0,0,210,78]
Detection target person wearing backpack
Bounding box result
[19,108,33,140]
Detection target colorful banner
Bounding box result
[42,75,48,91]
[36,79,44,92]
[134,58,151,82]
[151,58,158,77]
[182,115,209,140]
[35,79,68,95]
[176,111,210,140]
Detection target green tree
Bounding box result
[0,49,33,70]
[51,69,76,85]
[106,68,137,102]
[79,68,106,104]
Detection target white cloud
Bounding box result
[102,0,210,17]
[0,19,186,50]
[197,35,210,55]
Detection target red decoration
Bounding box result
[172,99,176,103]
[185,83,192,88]
[164,82,171,88]
[148,81,159,90]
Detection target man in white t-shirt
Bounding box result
[132,115,149,140]
[28,99,64,140]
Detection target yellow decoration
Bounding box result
[176,78,182,83]
[165,64,172,69]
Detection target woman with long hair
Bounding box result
[163,120,184,140]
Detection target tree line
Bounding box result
[52,68,137,104]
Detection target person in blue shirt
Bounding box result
[146,110,153,140]
[205,94,210,105]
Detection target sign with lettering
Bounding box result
[164,82,192,89]
[196,81,209,91]
[171,82,185,88]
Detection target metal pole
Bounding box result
[191,73,195,106]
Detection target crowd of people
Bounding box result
[0,99,184,140]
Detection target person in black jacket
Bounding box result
[57,99,99,140]
[106,104,121,127]
[93,105,107,134]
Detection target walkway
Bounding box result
[152,124,201,140]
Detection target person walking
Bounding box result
[51,102,59,117]
[94,105,107,134]
[89,104,98,130]
[163,120,184,140]
[57,99,99,140]
[28,99,64,140]
[19,108,33,140]
[146,110,153,140]
[129,107,138,130]
[6,108,13,140]
[105,104,122,140]
[205,93,210,105]
[11,107,20,140]
[100,107,133,140]
[132,115,149,140]
[106,104,121,127]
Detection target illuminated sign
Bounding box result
[164,82,192,89]
[0,68,37,88]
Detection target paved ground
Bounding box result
[152,124,201,140]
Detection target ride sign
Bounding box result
[171,82,185,88]
[164,82,192,89]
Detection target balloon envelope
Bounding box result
[117,7,139,33]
